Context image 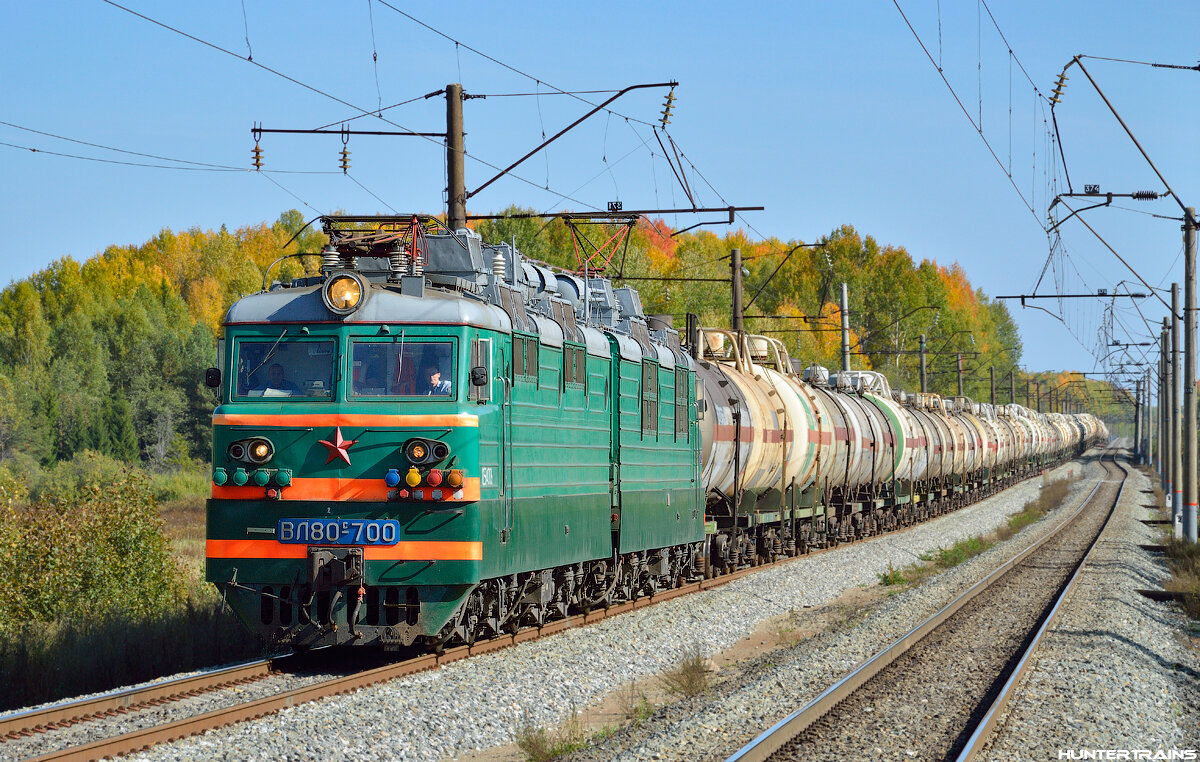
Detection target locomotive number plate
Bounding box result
[277,519,399,545]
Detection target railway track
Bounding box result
[0,456,1087,762]
[726,449,1128,762]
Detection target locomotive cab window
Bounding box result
[351,339,456,398]
[234,338,336,400]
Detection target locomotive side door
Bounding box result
[499,338,514,541]
[607,335,623,549]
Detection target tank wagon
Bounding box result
[205,215,1108,650]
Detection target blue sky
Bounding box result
[3,1,1197,381]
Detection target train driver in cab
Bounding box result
[421,361,451,396]
[256,363,299,394]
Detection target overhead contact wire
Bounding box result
[374,1,658,128]
[892,0,1044,231]
[100,1,603,212]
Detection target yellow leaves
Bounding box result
[937,263,980,322]
[185,277,225,336]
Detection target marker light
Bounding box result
[324,273,364,315]
[405,467,421,488]
[446,470,464,489]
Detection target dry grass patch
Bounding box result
[1163,538,1200,621]
[515,712,617,762]
[658,645,712,698]
[159,495,206,577]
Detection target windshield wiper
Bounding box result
[245,329,288,381]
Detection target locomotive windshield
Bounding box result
[235,338,336,399]
[351,339,455,398]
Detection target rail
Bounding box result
[954,455,1129,760]
[0,658,279,740]
[726,449,1126,762]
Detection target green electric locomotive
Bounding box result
[206,216,705,649]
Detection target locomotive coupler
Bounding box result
[308,546,364,589]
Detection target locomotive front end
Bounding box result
[206,221,502,650]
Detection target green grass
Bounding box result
[878,565,908,586]
[878,475,1076,592]
[879,535,995,589]
[920,535,995,568]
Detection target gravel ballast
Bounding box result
[773,458,1122,761]
[980,464,1200,760]
[103,457,1103,762]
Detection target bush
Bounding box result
[878,565,908,586]
[145,461,210,504]
[24,450,127,503]
[0,464,185,631]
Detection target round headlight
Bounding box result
[247,438,274,464]
[324,273,363,314]
[405,439,429,464]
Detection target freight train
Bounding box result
[205,215,1107,650]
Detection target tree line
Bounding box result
[0,210,324,470]
[0,207,1111,472]
[476,210,1025,403]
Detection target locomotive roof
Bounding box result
[224,216,684,367]
[224,282,513,332]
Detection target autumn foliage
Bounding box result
[477,210,1024,400]
[0,206,1061,474]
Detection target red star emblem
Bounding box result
[318,426,358,465]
